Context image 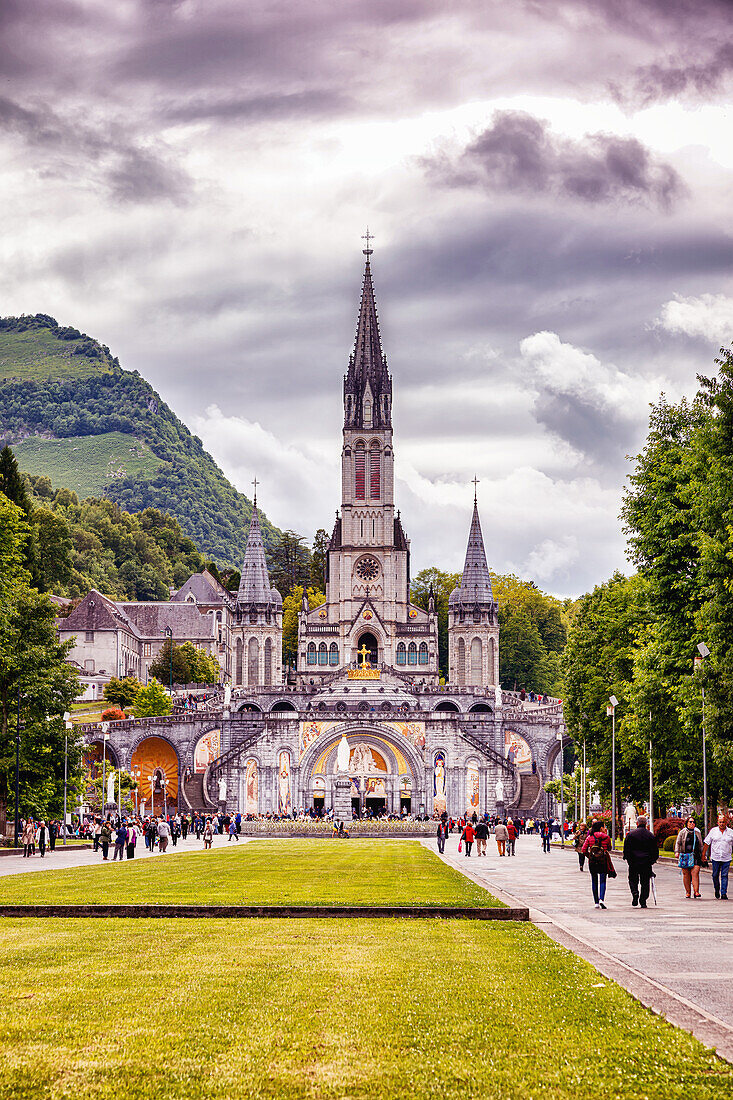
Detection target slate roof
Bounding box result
[59,590,141,636]
[123,602,217,640]
[450,500,494,606]
[171,569,229,605]
[237,504,282,607]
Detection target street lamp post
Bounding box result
[161,777,169,818]
[694,642,710,834]
[165,626,173,695]
[63,712,72,847]
[557,732,565,845]
[14,689,22,849]
[608,696,618,847]
[582,738,587,821]
[100,723,109,820]
[148,774,156,817]
[648,710,654,838]
[131,767,141,816]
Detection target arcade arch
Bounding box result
[130,735,180,815]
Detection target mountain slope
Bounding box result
[0,314,281,562]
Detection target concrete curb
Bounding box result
[0,904,528,920]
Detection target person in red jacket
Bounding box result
[506,819,517,856]
[581,820,613,909]
[461,821,475,857]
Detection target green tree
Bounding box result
[282,585,325,667]
[31,507,74,592]
[270,531,311,601]
[0,445,31,515]
[132,679,172,718]
[103,676,142,710]
[563,572,652,808]
[0,492,81,830]
[311,528,329,589]
[149,639,189,686]
[410,568,460,679]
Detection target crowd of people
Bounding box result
[570,811,733,909]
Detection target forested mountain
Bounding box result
[0,314,282,563]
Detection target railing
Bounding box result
[459,728,517,777]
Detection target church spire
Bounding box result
[450,495,494,607]
[344,235,392,429]
[237,499,280,606]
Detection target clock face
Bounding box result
[356,556,380,581]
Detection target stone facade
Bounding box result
[75,247,566,817]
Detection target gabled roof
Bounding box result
[59,590,140,636]
[171,569,229,605]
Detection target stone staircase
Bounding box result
[182,773,210,813]
[515,771,542,814]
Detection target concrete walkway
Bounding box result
[427,833,733,1062]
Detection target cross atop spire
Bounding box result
[362,227,374,256]
[472,475,480,503]
[251,476,258,506]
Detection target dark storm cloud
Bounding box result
[630,42,733,105]
[425,112,684,209]
[0,94,190,205]
[164,89,354,124]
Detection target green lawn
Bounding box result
[13,431,162,500]
[0,840,500,907]
[0,919,727,1100]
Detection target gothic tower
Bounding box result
[448,495,500,686]
[232,498,282,687]
[297,242,438,679]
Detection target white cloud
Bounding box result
[656,294,733,342]
[519,330,662,415]
[523,536,579,585]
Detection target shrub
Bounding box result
[662,835,677,852]
[654,817,682,847]
[101,706,126,722]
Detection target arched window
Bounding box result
[364,399,372,427]
[396,642,406,666]
[488,638,495,685]
[247,637,259,686]
[408,642,417,666]
[329,642,339,666]
[307,643,317,666]
[264,638,272,686]
[369,442,381,499]
[354,442,366,501]
[457,637,466,684]
[471,638,482,684]
[318,642,328,666]
[235,638,243,685]
[418,642,428,665]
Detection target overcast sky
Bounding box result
[1,0,731,596]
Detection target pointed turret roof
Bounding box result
[344,244,392,428]
[237,503,281,606]
[450,498,494,606]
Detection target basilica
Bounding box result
[74,245,565,821]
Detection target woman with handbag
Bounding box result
[581,819,613,909]
[674,816,703,898]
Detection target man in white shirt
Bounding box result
[156,817,171,854]
[703,812,733,900]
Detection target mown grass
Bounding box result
[0,840,501,907]
[13,431,162,500]
[0,918,728,1100]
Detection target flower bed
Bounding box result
[239,819,435,837]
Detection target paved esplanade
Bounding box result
[429,834,733,1061]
